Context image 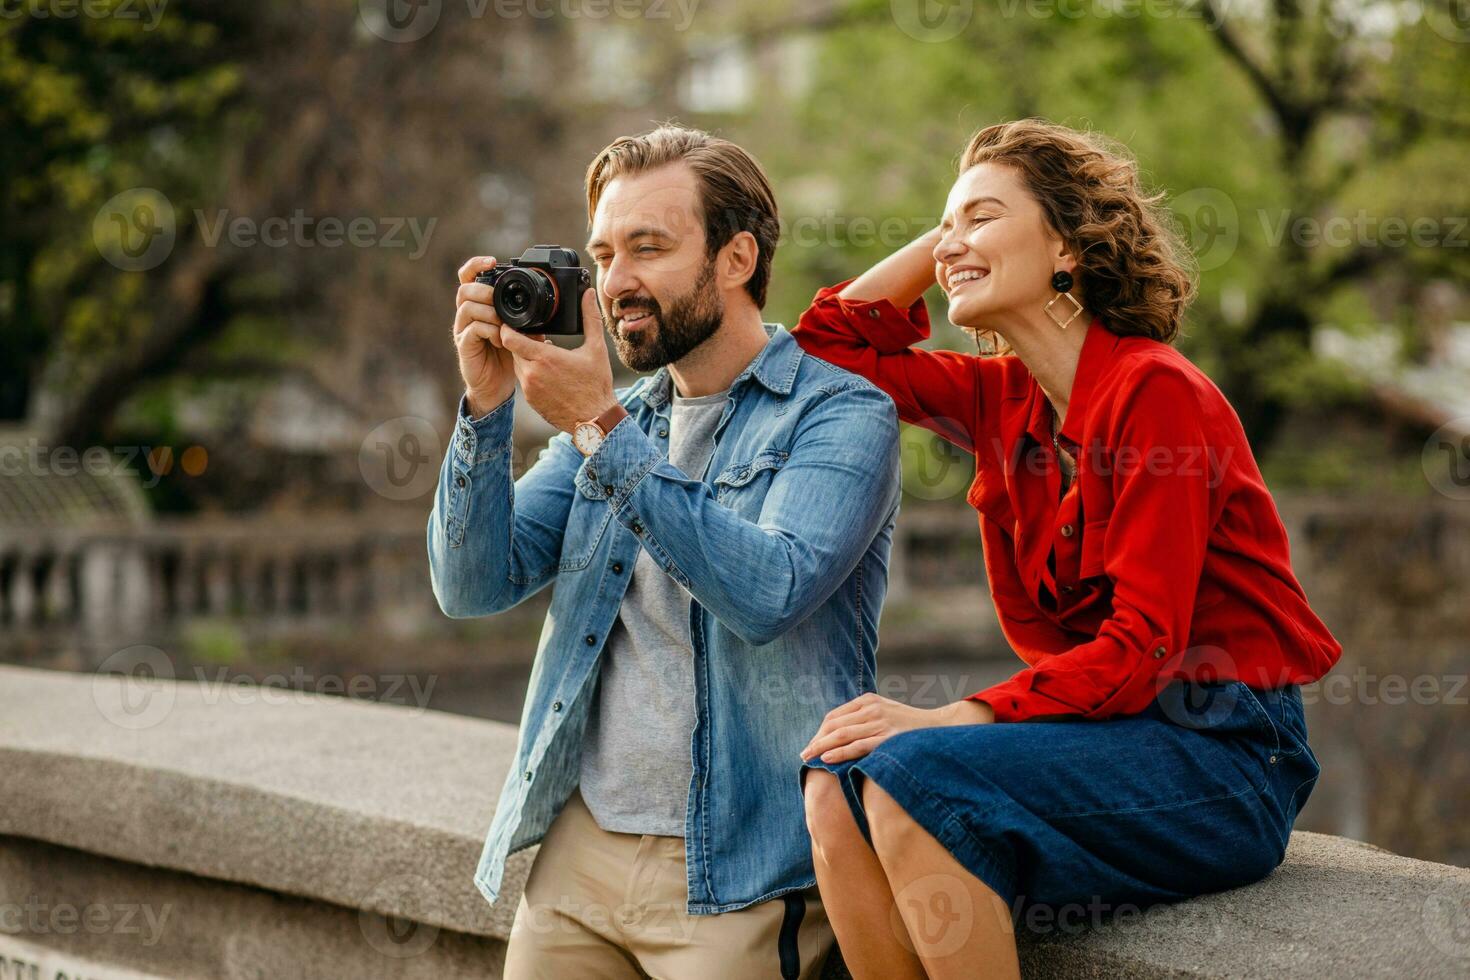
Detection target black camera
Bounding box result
[474,245,592,335]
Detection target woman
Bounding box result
[792,120,1341,979]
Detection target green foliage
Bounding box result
[0,2,250,420]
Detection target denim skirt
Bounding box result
[799,680,1320,915]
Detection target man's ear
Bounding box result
[717,231,759,293]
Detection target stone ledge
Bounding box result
[3,664,1468,978]
[0,663,530,941]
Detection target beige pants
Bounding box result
[504,789,833,979]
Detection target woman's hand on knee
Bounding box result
[800,693,987,764]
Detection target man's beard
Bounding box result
[606,257,724,372]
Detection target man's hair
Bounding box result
[585,125,780,308]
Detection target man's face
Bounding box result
[586,163,724,372]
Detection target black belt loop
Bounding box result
[778,892,805,979]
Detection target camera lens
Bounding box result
[501,282,530,315]
[493,268,558,330]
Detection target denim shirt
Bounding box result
[427,324,901,914]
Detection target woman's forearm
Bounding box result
[838,226,942,308]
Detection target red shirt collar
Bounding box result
[1020,315,1116,448]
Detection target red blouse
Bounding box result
[793,280,1342,722]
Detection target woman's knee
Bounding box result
[860,777,918,855]
[803,769,862,856]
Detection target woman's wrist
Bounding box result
[939,698,995,726]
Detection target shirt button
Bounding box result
[868,308,881,319]
[1060,584,1075,595]
[552,700,563,712]
[658,428,668,438]
[1060,524,1074,538]
[1269,754,1278,764]
[524,770,533,781]
[585,634,597,646]
[586,467,597,482]
[1152,646,1166,659]
[455,475,466,488]
[631,520,644,535]
[611,562,623,574]
[603,484,615,496]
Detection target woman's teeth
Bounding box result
[947,269,987,290]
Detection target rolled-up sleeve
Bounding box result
[792,279,982,452]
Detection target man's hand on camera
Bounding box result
[499,289,618,433]
[453,255,518,418]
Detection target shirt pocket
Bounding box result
[561,463,614,572]
[712,448,789,515]
[965,464,1016,531]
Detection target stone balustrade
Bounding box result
[2,664,1467,978]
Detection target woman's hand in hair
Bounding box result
[799,692,994,765]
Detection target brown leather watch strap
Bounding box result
[593,402,629,436]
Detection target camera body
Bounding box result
[475,245,592,335]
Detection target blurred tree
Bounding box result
[0,0,250,423]
[3,0,590,507]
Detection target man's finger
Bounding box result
[456,280,495,309]
[500,325,553,361]
[454,301,499,338]
[455,320,501,351]
[457,255,497,285]
[579,289,605,347]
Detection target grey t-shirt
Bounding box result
[578,386,728,837]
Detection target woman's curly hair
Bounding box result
[959,119,1195,352]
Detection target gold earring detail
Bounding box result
[1045,270,1083,330]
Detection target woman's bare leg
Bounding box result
[862,778,1022,980]
[802,770,926,980]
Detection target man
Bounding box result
[428,125,900,979]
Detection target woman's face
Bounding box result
[933,162,1073,329]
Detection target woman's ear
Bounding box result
[719,231,759,292]
[1052,238,1079,276]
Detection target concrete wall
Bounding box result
[2,665,1467,978]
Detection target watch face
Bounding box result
[573,422,604,456]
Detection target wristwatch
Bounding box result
[572,403,630,457]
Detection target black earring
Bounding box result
[1051,270,1074,293]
